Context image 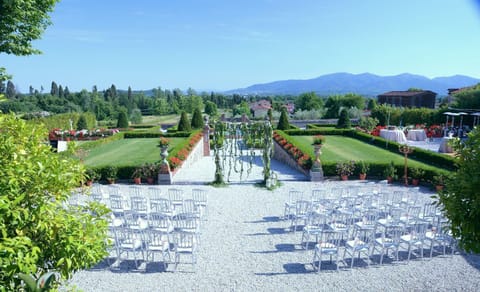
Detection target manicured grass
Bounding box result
[83,138,183,167]
[294,135,438,169]
[141,114,179,124]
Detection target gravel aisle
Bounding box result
[65,156,480,292]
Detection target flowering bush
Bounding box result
[168,131,203,171]
[336,160,356,176]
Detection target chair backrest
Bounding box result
[295,200,311,216]
[173,215,199,233]
[172,231,195,250]
[288,190,304,203]
[109,194,126,212]
[150,197,172,214]
[168,188,184,202]
[149,212,173,232]
[319,230,343,250]
[423,203,438,219]
[182,199,197,214]
[148,187,163,201]
[311,189,327,204]
[146,228,169,249]
[192,189,207,204]
[383,224,404,244]
[130,196,148,213]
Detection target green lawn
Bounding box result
[294,135,437,169]
[83,138,183,167]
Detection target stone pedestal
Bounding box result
[310,144,324,181]
[158,146,172,185]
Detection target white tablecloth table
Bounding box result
[380,129,407,143]
[407,129,427,141]
[438,137,454,153]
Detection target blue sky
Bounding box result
[3,0,480,93]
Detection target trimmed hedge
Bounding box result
[351,131,456,170]
[78,132,125,151]
[123,131,193,138]
[285,128,355,136]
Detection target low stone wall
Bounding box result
[273,140,309,178]
[172,137,205,181]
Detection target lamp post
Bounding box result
[399,144,414,186]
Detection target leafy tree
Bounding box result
[0,113,109,289]
[324,95,343,118]
[453,84,480,109]
[367,98,378,110]
[358,116,379,132]
[0,0,59,55]
[50,81,58,96]
[232,101,250,117]
[177,111,191,132]
[336,108,351,129]
[277,107,290,130]
[116,110,129,128]
[204,100,218,117]
[130,108,142,124]
[295,92,323,111]
[438,127,480,253]
[64,86,70,98]
[76,114,88,130]
[6,80,15,99]
[190,107,204,129]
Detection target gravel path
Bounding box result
[65,156,480,292]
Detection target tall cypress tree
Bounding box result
[6,80,15,99]
[277,107,290,130]
[190,107,204,129]
[50,81,58,96]
[177,111,191,132]
[117,111,129,128]
[337,108,351,129]
[76,115,88,130]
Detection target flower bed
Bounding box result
[273,131,312,170]
[167,130,203,172]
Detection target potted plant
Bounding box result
[383,161,397,184]
[357,161,369,180]
[433,174,447,191]
[131,166,144,185]
[410,167,425,186]
[312,135,325,146]
[85,168,100,186]
[143,162,158,184]
[159,137,170,149]
[336,160,356,180]
[104,165,118,184]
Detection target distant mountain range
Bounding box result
[225,73,480,96]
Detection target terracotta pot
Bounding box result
[412,178,419,186]
[107,179,115,184]
[435,185,444,191]
[147,177,155,185]
[341,175,348,181]
[133,177,141,185]
[359,173,367,180]
[86,180,93,186]
[387,176,393,184]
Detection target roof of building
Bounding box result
[378,90,436,97]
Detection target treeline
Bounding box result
[1,79,478,128]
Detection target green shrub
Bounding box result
[116,111,129,128]
[337,108,351,129]
[178,111,191,132]
[190,107,205,129]
[0,114,109,289]
[277,108,290,130]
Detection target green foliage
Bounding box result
[410,167,425,179]
[76,114,88,130]
[204,101,218,117]
[0,0,60,56]
[358,116,379,132]
[336,108,351,129]
[130,108,142,124]
[367,98,377,110]
[336,160,356,176]
[0,114,109,289]
[190,107,204,129]
[383,161,397,178]
[452,84,480,109]
[437,127,480,253]
[32,112,97,131]
[18,271,58,292]
[177,111,191,132]
[104,165,118,180]
[277,108,290,130]
[85,168,100,181]
[267,108,273,122]
[357,160,370,174]
[123,131,191,138]
[116,111,129,128]
[295,92,323,111]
